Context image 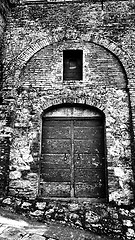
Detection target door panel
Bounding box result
[74,140,104,154]
[41,153,71,168]
[41,168,71,182]
[42,139,71,154]
[75,183,105,197]
[74,119,103,127]
[42,126,71,139]
[74,127,103,139]
[75,168,105,183]
[74,153,104,168]
[40,182,71,197]
[43,119,71,127]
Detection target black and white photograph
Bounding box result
[0,0,134,239]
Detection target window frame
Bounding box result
[63,50,83,81]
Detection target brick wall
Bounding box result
[1,1,135,204]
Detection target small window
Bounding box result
[63,50,83,81]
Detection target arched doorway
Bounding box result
[40,104,107,200]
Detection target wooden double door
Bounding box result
[40,113,106,199]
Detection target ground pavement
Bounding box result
[0,208,118,240]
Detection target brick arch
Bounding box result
[6,32,134,81]
[42,102,105,116]
[38,94,106,115]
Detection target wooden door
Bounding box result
[40,116,106,198]
[40,119,72,197]
[74,119,106,198]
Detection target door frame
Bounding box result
[39,105,108,202]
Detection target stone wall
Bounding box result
[0,0,10,196]
[0,0,8,86]
[1,1,135,204]
[1,196,135,239]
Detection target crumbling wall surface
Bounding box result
[1,1,135,204]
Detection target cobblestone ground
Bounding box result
[0,223,115,240]
[0,208,117,240]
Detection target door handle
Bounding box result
[77,153,80,161]
[64,153,67,161]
